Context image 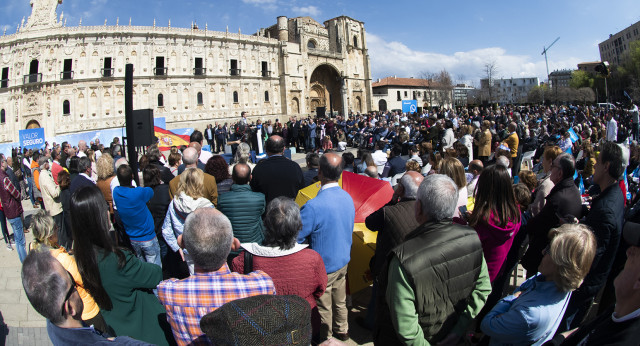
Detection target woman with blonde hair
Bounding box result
[162,167,214,275]
[29,209,112,335]
[95,153,115,217]
[481,223,597,345]
[438,157,468,217]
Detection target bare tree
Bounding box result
[434,69,453,108]
[482,60,499,104]
[419,71,436,109]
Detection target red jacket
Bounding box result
[0,169,23,219]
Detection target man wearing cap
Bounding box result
[158,208,275,346]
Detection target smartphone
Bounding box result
[459,205,468,215]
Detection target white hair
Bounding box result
[417,174,458,221]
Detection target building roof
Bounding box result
[372,76,432,88]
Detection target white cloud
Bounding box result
[241,0,277,11]
[292,5,321,17]
[367,33,582,86]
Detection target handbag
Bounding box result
[243,250,253,274]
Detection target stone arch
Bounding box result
[291,97,300,114]
[25,120,41,129]
[355,96,362,113]
[309,64,342,114]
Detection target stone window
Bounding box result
[1,67,7,88]
[233,91,239,103]
[307,40,316,49]
[158,93,164,107]
[0,109,5,124]
[102,57,113,77]
[353,36,358,48]
[230,59,239,76]
[197,92,204,105]
[264,91,269,102]
[155,57,166,76]
[63,100,70,115]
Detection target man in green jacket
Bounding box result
[217,163,266,260]
[375,174,491,345]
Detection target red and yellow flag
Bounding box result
[154,126,190,150]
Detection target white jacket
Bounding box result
[39,169,62,216]
[162,192,213,252]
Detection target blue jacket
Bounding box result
[112,186,156,241]
[308,122,317,138]
[481,274,570,346]
[298,185,355,273]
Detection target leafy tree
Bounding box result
[570,70,593,89]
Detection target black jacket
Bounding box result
[577,183,624,300]
[250,155,304,205]
[521,177,583,273]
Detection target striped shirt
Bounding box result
[157,263,275,346]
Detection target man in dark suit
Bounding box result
[69,157,95,196]
[250,135,304,205]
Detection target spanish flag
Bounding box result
[154,126,190,150]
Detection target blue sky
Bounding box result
[1,0,639,86]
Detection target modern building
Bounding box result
[599,20,640,66]
[0,0,372,147]
[577,61,603,72]
[479,77,539,104]
[549,69,573,89]
[453,84,475,107]
[371,76,452,112]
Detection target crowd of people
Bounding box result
[7,99,640,345]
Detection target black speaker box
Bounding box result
[316,107,326,118]
[131,109,154,147]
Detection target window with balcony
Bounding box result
[155,57,167,76]
[24,59,42,84]
[61,59,73,80]
[1,67,8,88]
[261,61,269,77]
[63,100,70,115]
[102,57,113,77]
[230,59,240,76]
[194,57,205,76]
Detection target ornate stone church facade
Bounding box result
[0,0,372,144]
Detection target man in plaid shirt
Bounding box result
[158,208,275,346]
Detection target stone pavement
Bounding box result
[0,200,52,345]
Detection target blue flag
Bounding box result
[567,128,580,143]
[624,168,632,201]
[579,176,585,194]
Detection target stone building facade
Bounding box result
[0,0,372,145]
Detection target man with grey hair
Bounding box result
[169,147,218,205]
[375,174,491,345]
[521,152,582,274]
[360,171,424,330]
[158,208,275,345]
[69,157,95,196]
[177,142,206,175]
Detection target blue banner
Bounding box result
[19,128,46,150]
[402,100,418,114]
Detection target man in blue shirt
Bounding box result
[298,153,355,342]
[113,164,161,267]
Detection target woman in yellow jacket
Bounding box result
[28,210,113,335]
[475,120,493,164]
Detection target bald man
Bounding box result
[297,153,355,342]
[250,135,304,204]
[169,147,218,206]
[177,142,206,175]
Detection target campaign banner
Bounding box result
[402,100,418,114]
[567,127,579,143]
[19,128,46,150]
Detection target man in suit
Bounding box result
[204,124,214,152]
[169,147,218,206]
[250,135,304,205]
[69,157,95,196]
[297,153,355,342]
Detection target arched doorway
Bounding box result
[26,120,41,129]
[309,64,342,115]
[355,96,362,113]
[378,99,387,112]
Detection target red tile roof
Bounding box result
[372,76,434,88]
